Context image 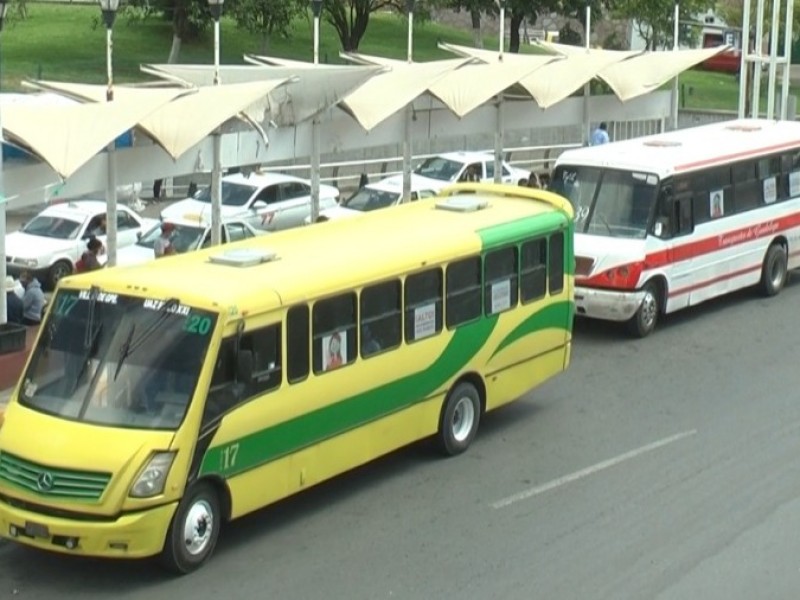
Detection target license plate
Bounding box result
[24,521,50,539]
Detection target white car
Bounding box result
[117,217,264,267]
[161,172,340,232]
[5,200,157,289]
[413,151,531,190]
[310,174,438,223]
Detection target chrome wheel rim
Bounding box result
[451,396,475,443]
[640,291,657,330]
[770,252,786,289]
[183,499,214,557]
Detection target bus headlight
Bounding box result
[129,452,176,498]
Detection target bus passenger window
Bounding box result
[287,305,310,383]
[484,247,518,315]
[520,239,547,303]
[360,280,401,358]
[548,233,565,295]
[446,257,482,328]
[404,269,443,343]
[313,293,357,374]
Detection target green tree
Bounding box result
[227,0,305,53]
[323,0,432,52]
[122,0,212,63]
[613,0,710,50]
[716,0,800,49]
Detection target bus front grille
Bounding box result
[0,452,111,501]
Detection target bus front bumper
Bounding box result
[0,497,177,559]
[574,286,644,322]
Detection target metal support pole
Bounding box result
[310,8,321,222]
[105,26,118,267]
[670,3,680,130]
[498,4,505,60]
[211,16,222,246]
[781,0,794,120]
[0,50,5,323]
[583,6,592,144]
[313,14,320,65]
[766,0,780,119]
[494,96,504,184]
[752,0,766,117]
[403,2,414,202]
[738,0,752,118]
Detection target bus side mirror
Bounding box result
[237,350,254,384]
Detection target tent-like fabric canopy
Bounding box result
[440,43,639,109]
[2,90,182,178]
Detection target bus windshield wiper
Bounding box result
[111,298,180,381]
[113,323,136,382]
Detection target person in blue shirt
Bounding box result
[591,122,610,146]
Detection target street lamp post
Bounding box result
[208,0,224,246]
[494,0,507,184]
[310,0,323,224]
[99,0,120,267]
[403,0,414,203]
[0,0,10,326]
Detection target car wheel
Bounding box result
[48,260,73,289]
[160,482,221,575]
[436,381,482,456]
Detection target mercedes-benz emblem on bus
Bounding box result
[36,472,54,492]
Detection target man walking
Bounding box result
[591,122,610,146]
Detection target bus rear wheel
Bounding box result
[626,282,660,338]
[759,243,788,297]
[436,381,481,456]
[160,482,221,574]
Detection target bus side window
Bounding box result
[446,257,482,328]
[360,280,401,358]
[287,305,310,383]
[205,338,241,423]
[548,233,565,295]
[675,194,694,237]
[405,268,444,343]
[313,293,357,374]
[240,324,282,396]
[653,185,673,239]
[484,247,519,315]
[520,238,547,303]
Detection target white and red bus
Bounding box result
[550,119,800,336]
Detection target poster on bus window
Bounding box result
[790,171,800,197]
[414,303,437,339]
[709,189,724,218]
[763,176,777,204]
[491,280,511,313]
[322,331,346,372]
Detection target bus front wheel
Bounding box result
[760,243,788,297]
[160,482,221,574]
[626,282,660,338]
[437,381,481,456]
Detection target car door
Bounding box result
[271,182,312,230]
[250,185,281,230]
[115,209,140,248]
[224,222,254,244]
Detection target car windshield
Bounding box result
[342,187,400,212]
[413,157,464,182]
[550,165,659,239]
[20,289,216,430]
[22,215,83,240]
[136,223,206,253]
[193,182,257,207]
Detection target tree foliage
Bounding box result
[715,0,800,46]
[227,0,305,53]
[612,0,709,50]
[322,0,432,52]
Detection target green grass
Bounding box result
[0,3,792,113]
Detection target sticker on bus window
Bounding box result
[710,189,724,218]
[763,177,777,205]
[414,304,437,339]
[790,171,800,197]
[322,331,346,372]
[491,280,511,313]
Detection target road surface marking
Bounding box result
[491,430,697,509]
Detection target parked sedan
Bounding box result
[117,217,264,266]
[310,174,438,223]
[5,200,157,288]
[413,151,531,190]
[161,172,340,232]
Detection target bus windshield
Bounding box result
[550,166,659,239]
[19,289,216,431]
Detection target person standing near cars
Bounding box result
[18,270,45,326]
[154,222,177,258]
[76,237,104,272]
[4,276,23,325]
[591,122,610,146]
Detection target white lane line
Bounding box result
[491,429,697,509]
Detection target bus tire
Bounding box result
[760,243,787,297]
[437,381,481,456]
[626,281,659,338]
[160,482,221,575]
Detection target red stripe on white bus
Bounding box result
[667,264,762,299]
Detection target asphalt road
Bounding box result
[3,272,800,598]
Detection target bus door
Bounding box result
[654,188,694,312]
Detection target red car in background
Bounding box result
[699,28,742,74]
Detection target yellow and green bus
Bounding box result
[0,183,574,573]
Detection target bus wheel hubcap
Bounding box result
[641,293,657,327]
[770,255,785,287]
[183,500,214,556]
[452,397,475,443]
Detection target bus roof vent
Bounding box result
[436,197,489,213]
[643,139,682,147]
[208,248,277,267]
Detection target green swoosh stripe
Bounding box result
[491,300,574,359]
